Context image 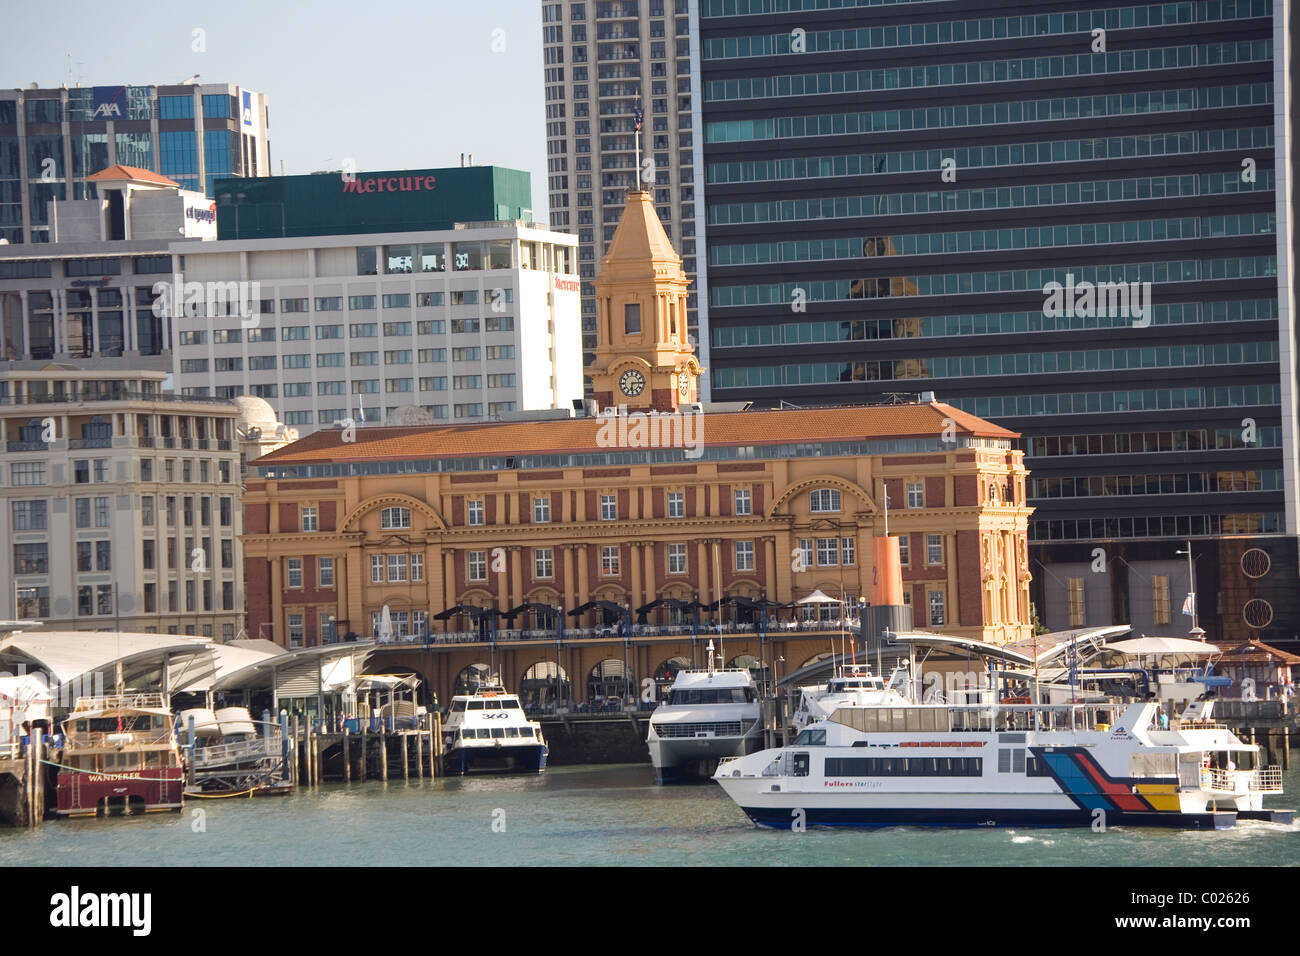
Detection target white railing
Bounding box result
[192,734,283,769]
[72,693,166,713]
[1251,767,1283,792]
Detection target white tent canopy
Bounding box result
[0,631,214,700]
[795,589,840,605]
[1107,637,1220,657]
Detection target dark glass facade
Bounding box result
[698,0,1296,645]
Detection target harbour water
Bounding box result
[3,763,1297,867]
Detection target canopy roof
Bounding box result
[170,640,283,693]
[1106,636,1221,657]
[795,589,839,605]
[889,631,1037,667]
[0,631,214,695]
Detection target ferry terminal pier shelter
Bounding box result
[239,191,1034,711]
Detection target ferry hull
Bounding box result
[733,803,1236,831]
[650,735,762,784]
[443,743,547,775]
[55,768,184,817]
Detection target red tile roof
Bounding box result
[252,401,1019,466]
[86,165,179,187]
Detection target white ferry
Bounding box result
[442,680,547,775]
[647,655,763,783]
[714,698,1292,830]
[789,663,912,734]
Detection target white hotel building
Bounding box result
[168,225,583,433]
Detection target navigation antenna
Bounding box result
[706,639,715,675]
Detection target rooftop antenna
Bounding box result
[706,639,715,674]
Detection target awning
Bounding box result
[0,630,215,700]
[1107,637,1221,657]
[795,589,840,605]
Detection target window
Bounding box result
[667,542,686,574]
[11,500,47,531]
[16,586,49,619]
[733,488,751,515]
[600,494,617,520]
[94,496,110,528]
[898,535,910,566]
[10,463,45,486]
[380,507,411,529]
[667,491,684,518]
[221,539,233,569]
[798,538,813,570]
[533,496,551,523]
[411,553,423,582]
[1152,575,1170,625]
[926,535,943,566]
[624,303,641,333]
[287,558,303,589]
[1068,578,1086,627]
[601,545,620,576]
[74,460,91,484]
[534,547,554,578]
[14,543,48,575]
[928,590,946,627]
[76,541,92,572]
[301,507,317,532]
[907,482,924,508]
[387,553,408,582]
[816,538,838,566]
[468,551,487,582]
[288,614,304,648]
[735,540,755,571]
[467,499,484,526]
[319,557,334,588]
[809,489,840,512]
[841,537,856,566]
[371,554,384,584]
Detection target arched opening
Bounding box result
[519,661,569,713]
[453,663,492,696]
[586,658,633,711]
[652,656,691,701]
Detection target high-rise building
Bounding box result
[540,0,700,384]
[171,166,582,433]
[0,82,270,244]
[694,0,1297,646]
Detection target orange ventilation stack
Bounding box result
[870,536,904,607]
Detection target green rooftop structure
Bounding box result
[213,166,533,239]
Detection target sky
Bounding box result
[2,0,552,217]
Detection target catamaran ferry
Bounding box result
[442,680,548,774]
[648,663,763,783]
[714,698,1292,830]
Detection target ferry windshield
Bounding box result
[792,729,826,746]
[450,700,467,713]
[669,687,755,705]
[467,701,485,710]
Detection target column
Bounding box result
[443,549,457,609]
[696,540,710,605]
[763,537,777,597]
[562,545,576,611]
[269,555,283,644]
[629,541,643,612]
[576,544,589,605]
[642,542,656,605]
[508,546,523,609]
[945,532,959,630]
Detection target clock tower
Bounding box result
[588,188,703,412]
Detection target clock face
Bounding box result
[619,369,646,397]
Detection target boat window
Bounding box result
[791,729,826,746]
[467,700,485,710]
[491,727,506,738]
[668,687,754,705]
[501,698,520,709]
[505,727,518,737]
[451,700,467,713]
[791,752,810,777]
[484,700,501,710]
[825,757,983,777]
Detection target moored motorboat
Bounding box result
[442,679,547,774]
[789,663,911,734]
[714,698,1292,830]
[56,694,184,817]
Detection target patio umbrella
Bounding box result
[378,605,394,642]
[795,589,839,605]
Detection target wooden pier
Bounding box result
[285,714,443,786]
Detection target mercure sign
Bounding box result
[342,175,437,194]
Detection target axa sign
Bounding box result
[92,86,125,120]
[342,175,437,195]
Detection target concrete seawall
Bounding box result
[539,714,650,766]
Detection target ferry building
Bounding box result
[240,190,1033,701]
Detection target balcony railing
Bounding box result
[6,440,48,452]
[0,391,231,406]
[68,437,113,449]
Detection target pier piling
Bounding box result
[380,723,388,782]
[415,724,423,779]
[343,728,351,782]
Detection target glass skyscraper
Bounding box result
[0,82,270,244]
[696,0,1296,643]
